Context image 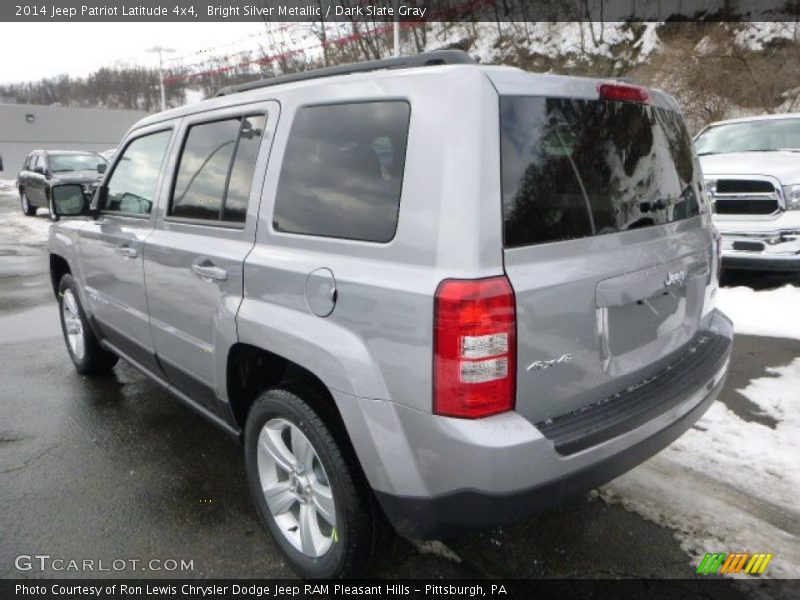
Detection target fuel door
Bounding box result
[305,268,337,318]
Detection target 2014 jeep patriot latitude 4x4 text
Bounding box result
[47,51,732,578]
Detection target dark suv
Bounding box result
[18,150,106,218]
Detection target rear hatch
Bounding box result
[499,87,713,424]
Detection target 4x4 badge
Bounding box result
[527,353,573,372]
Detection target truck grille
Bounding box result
[715,199,779,215]
[712,179,780,215]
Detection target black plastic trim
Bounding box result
[536,331,731,455]
[722,255,800,272]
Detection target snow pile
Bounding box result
[598,358,800,578]
[734,23,800,52]
[425,22,659,67]
[717,285,800,340]
[0,178,17,191]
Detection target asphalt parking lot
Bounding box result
[0,186,796,587]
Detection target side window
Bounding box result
[273,101,411,243]
[104,130,172,215]
[170,114,265,224]
[224,115,266,222]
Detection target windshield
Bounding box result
[501,96,701,248]
[49,153,106,173]
[695,119,800,155]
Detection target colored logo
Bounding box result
[696,552,773,575]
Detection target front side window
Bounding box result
[104,130,172,215]
[501,96,700,248]
[170,114,265,223]
[273,101,411,243]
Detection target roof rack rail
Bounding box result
[214,50,475,97]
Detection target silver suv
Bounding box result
[47,51,732,578]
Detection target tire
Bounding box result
[244,386,377,578]
[20,190,36,216]
[57,274,118,375]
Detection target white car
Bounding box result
[696,113,800,271]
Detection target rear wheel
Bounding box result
[20,190,35,216]
[58,274,118,375]
[244,386,377,578]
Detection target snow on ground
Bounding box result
[717,285,800,340]
[598,358,800,578]
[1,204,51,246]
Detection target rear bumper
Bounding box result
[377,369,725,538]
[346,310,733,539]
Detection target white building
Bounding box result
[0,103,148,174]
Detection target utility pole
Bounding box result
[393,0,400,57]
[146,46,175,111]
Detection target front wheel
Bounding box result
[20,190,36,216]
[58,274,118,375]
[244,387,377,578]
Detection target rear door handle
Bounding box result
[115,246,138,259]
[191,262,227,282]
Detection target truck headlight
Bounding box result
[783,184,800,210]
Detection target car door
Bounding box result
[27,153,46,206]
[143,103,278,415]
[78,124,176,373]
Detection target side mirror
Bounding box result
[97,163,107,174]
[34,165,45,175]
[50,184,91,218]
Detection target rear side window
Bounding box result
[500,97,700,248]
[104,130,172,215]
[273,101,411,243]
[170,114,266,223]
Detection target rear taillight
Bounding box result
[433,276,516,418]
[597,82,649,104]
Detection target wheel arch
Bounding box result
[226,342,346,434]
[49,253,71,296]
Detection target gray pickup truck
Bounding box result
[47,51,732,578]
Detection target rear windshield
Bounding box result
[500,97,701,248]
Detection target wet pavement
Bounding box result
[0,187,795,585]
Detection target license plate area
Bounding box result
[732,240,765,252]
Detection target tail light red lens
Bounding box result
[433,276,516,418]
[597,82,649,104]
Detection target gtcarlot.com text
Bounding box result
[14,554,194,573]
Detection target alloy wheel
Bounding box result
[256,418,337,557]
